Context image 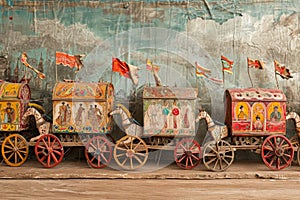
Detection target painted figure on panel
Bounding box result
[3,102,15,123]
[172,100,180,129]
[252,102,265,131]
[56,102,67,126]
[75,103,85,125]
[253,115,263,130]
[270,106,281,122]
[237,105,247,120]
[181,101,191,129]
[162,100,170,129]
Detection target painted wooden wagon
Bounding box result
[110,86,202,170]
[1,80,115,168]
[200,88,294,171]
[0,81,31,167]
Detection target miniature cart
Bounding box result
[111,86,202,170]
[2,80,115,168]
[201,88,294,171]
[0,81,31,166]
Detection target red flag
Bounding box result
[112,58,139,85]
[221,55,234,74]
[247,58,264,69]
[274,60,292,79]
[56,52,84,72]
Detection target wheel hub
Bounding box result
[126,150,135,158]
[94,149,101,156]
[275,148,284,157]
[185,150,192,157]
[13,147,19,152]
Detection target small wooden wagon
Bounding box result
[0,81,31,166]
[201,88,294,171]
[1,80,115,168]
[110,86,202,170]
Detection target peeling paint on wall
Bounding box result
[1,0,300,123]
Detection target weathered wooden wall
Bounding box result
[1,0,300,125]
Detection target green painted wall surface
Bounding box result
[1,0,300,125]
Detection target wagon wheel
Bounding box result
[85,136,112,169]
[261,135,294,170]
[34,134,64,168]
[113,135,148,170]
[1,134,29,167]
[203,140,234,172]
[174,138,201,170]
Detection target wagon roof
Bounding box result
[143,86,198,99]
[52,81,113,100]
[225,88,286,102]
[0,80,30,100]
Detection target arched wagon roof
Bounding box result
[52,81,114,101]
[0,80,31,100]
[225,88,286,102]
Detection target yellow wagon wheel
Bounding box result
[1,134,29,167]
[113,135,148,170]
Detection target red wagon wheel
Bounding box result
[85,136,112,169]
[203,140,234,172]
[174,138,202,170]
[35,134,64,168]
[261,135,294,170]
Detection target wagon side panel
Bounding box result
[143,87,197,137]
[52,82,114,134]
[0,81,30,132]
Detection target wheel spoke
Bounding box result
[17,140,27,148]
[189,157,194,167]
[53,149,63,156]
[191,154,200,161]
[206,156,217,165]
[6,152,15,161]
[47,154,51,166]
[264,151,274,159]
[40,155,47,162]
[4,145,13,149]
[51,152,58,163]
[89,143,97,151]
[14,152,18,164]
[100,153,108,163]
[121,157,129,166]
[178,154,187,163]
[130,157,133,169]
[134,152,146,157]
[221,157,230,166]
[179,143,188,152]
[4,150,13,154]
[116,153,126,158]
[133,155,143,164]
[8,138,15,148]
[133,141,143,151]
[16,151,24,161]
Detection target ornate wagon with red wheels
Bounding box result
[200,88,294,171]
[110,86,202,170]
[19,80,114,168]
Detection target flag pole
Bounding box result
[221,58,225,87]
[195,62,198,88]
[274,61,279,89]
[247,58,254,87]
[55,52,58,82]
